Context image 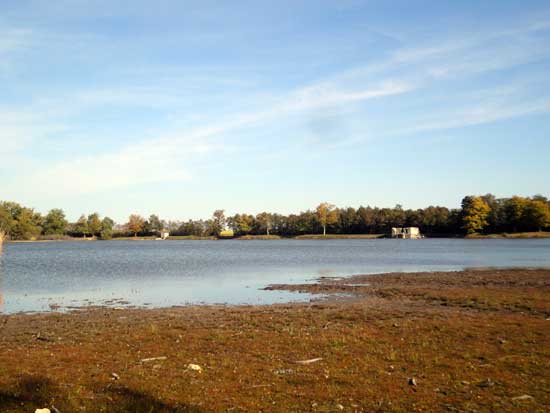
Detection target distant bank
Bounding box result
[6,231,550,243]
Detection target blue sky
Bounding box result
[1,0,550,222]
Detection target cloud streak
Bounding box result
[8,76,413,196]
[2,11,550,203]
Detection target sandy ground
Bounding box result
[0,268,549,412]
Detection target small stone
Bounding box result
[186,363,202,373]
[461,380,470,385]
[35,409,51,413]
[273,368,294,375]
[477,378,495,388]
[336,404,344,410]
[408,377,417,386]
[498,338,507,344]
[140,356,167,363]
[111,372,120,380]
[512,394,534,401]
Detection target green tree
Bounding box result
[461,196,491,234]
[229,214,254,235]
[523,199,550,231]
[316,202,339,236]
[43,208,68,235]
[504,196,529,232]
[256,212,273,235]
[338,207,358,234]
[0,202,17,239]
[87,213,102,237]
[148,214,164,233]
[0,202,42,240]
[74,214,89,237]
[210,210,226,236]
[357,206,376,233]
[99,217,115,240]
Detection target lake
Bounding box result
[1,238,550,314]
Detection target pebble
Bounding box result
[477,378,495,388]
[512,394,534,401]
[186,363,203,373]
[273,368,294,375]
[141,356,167,363]
[408,377,417,386]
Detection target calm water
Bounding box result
[1,238,550,313]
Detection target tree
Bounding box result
[42,208,68,235]
[99,217,115,240]
[420,206,451,234]
[1,202,43,240]
[523,199,550,231]
[74,215,89,237]
[148,214,165,233]
[229,214,254,235]
[87,213,102,237]
[0,205,10,249]
[127,214,145,237]
[210,210,226,236]
[0,202,17,239]
[461,196,491,234]
[390,204,406,228]
[338,207,358,234]
[256,212,273,235]
[503,196,529,232]
[357,206,375,233]
[316,202,339,236]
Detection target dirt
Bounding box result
[1,268,549,412]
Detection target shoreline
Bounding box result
[1,268,548,412]
[6,231,550,243]
[5,266,550,316]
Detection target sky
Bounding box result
[1,0,550,222]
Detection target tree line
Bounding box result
[0,194,549,241]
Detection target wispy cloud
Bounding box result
[6,76,413,196]
[2,11,550,202]
[0,28,32,55]
[403,99,550,135]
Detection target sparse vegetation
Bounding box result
[0,269,548,412]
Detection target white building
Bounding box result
[391,227,422,239]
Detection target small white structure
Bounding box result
[159,230,169,240]
[391,227,422,239]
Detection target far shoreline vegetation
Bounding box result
[1,194,550,243]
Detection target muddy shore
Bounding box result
[1,268,549,412]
